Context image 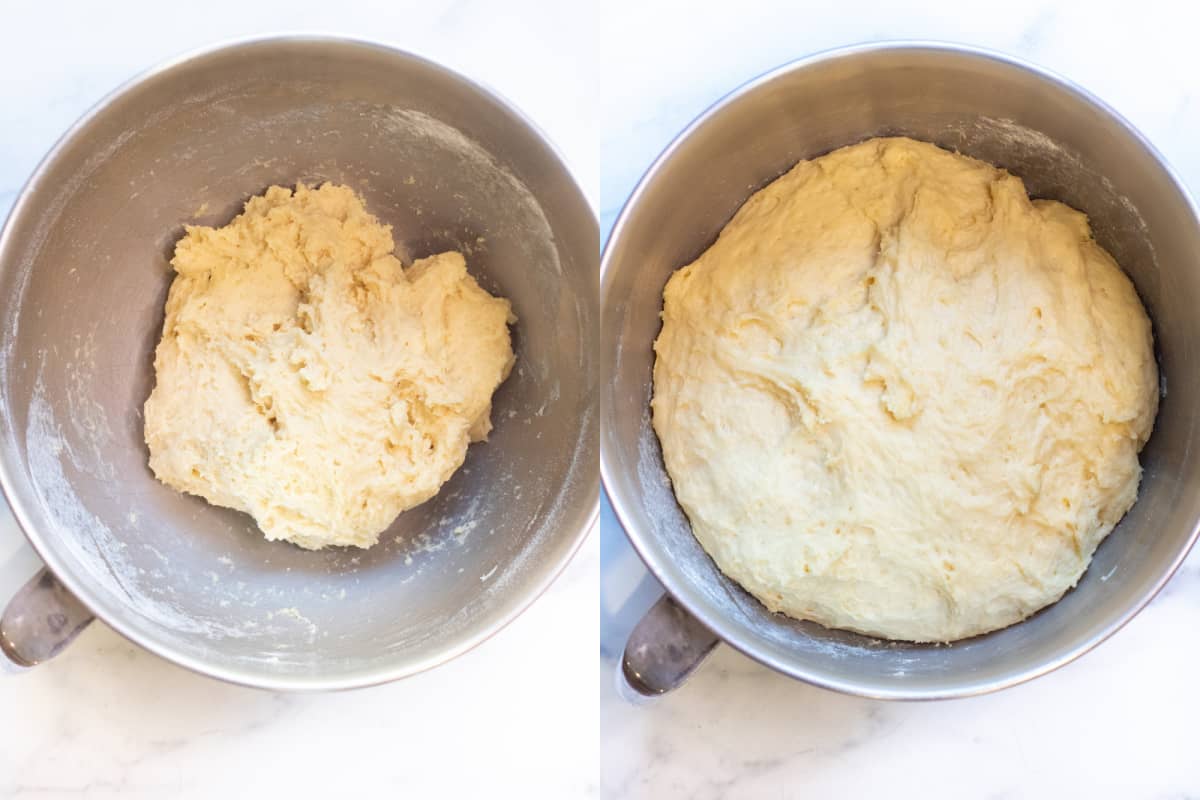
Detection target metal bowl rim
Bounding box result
[599,39,1200,700]
[0,32,599,691]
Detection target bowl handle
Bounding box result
[0,567,94,669]
[617,592,720,701]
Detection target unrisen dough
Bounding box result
[652,138,1157,642]
[145,184,514,549]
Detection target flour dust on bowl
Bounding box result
[600,42,1200,699]
[0,37,598,689]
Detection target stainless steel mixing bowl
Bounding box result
[0,36,598,689]
[602,42,1200,699]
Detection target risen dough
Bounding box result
[145,183,514,549]
[652,138,1157,642]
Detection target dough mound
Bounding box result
[145,183,514,549]
[652,138,1158,642]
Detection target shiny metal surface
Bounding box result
[0,36,598,689]
[0,568,93,667]
[601,42,1200,699]
[620,593,719,699]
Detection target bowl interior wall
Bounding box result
[0,40,598,684]
[602,48,1200,695]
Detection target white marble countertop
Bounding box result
[8,0,1200,796]
[0,2,596,798]
[600,1,1200,797]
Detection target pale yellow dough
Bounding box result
[652,138,1158,642]
[145,184,514,549]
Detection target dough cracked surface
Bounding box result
[145,183,514,549]
[652,138,1157,642]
